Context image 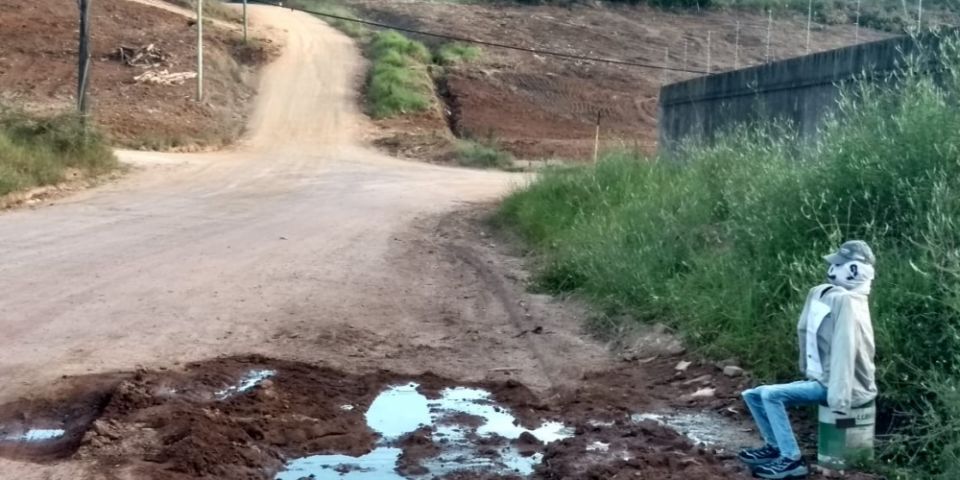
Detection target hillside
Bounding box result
[0,0,273,150]
[347,1,890,160]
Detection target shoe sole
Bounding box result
[738,457,778,467]
[751,471,809,479]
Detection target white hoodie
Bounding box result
[797,284,878,413]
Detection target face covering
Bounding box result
[827,260,875,295]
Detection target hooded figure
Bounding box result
[737,241,878,480]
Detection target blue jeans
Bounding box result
[742,380,827,460]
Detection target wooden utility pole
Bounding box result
[243,0,248,43]
[593,112,601,164]
[197,0,204,101]
[77,0,92,119]
[806,0,813,54]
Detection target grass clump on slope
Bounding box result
[367,31,434,119]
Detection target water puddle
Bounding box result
[632,411,755,452]
[1,428,66,442]
[216,369,275,399]
[275,382,573,479]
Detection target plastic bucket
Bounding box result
[817,401,875,469]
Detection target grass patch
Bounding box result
[434,42,482,66]
[0,109,117,197]
[456,139,513,168]
[367,31,434,118]
[497,35,960,477]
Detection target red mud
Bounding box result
[0,354,873,479]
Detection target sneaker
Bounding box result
[752,457,809,479]
[737,445,780,466]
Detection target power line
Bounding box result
[248,0,708,74]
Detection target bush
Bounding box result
[435,43,481,66]
[457,140,513,169]
[498,36,960,477]
[0,110,117,196]
[366,32,434,118]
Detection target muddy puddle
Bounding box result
[276,382,572,479]
[0,356,765,480]
[632,411,755,453]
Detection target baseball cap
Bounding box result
[824,240,876,266]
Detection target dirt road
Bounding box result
[0,4,615,479]
[0,5,784,480]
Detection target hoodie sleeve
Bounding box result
[828,294,857,414]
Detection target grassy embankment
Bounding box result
[0,110,117,197]
[497,37,960,478]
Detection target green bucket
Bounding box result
[817,401,875,469]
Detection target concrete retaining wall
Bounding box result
[658,34,944,152]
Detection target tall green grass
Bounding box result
[367,31,434,118]
[435,42,482,66]
[498,36,960,477]
[0,110,117,196]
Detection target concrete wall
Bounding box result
[658,34,943,152]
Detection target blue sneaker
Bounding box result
[737,445,780,466]
[752,456,809,479]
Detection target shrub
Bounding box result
[0,109,117,196]
[435,43,482,66]
[366,32,434,118]
[497,35,960,477]
[457,140,513,169]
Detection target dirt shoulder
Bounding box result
[0,0,275,150]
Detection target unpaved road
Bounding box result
[0,4,788,480]
[0,4,622,479]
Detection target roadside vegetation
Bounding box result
[367,31,435,118]
[497,36,960,478]
[456,139,514,169]
[434,43,482,66]
[0,110,117,197]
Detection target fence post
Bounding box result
[735,21,741,69]
[197,0,204,102]
[662,48,670,84]
[766,9,773,62]
[243,0,248,43]
[706,31,712,74]
[593,111,601,164]
[855,0,861,42]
